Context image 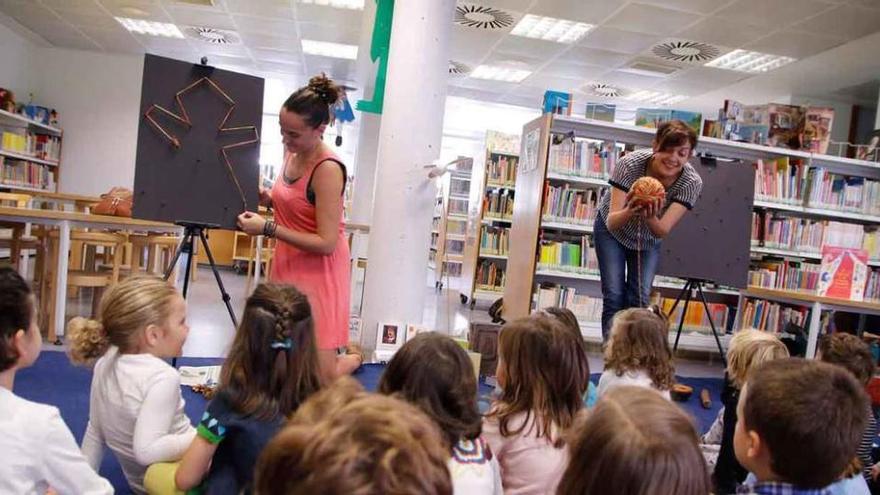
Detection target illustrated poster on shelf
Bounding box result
[521,127,541,174]
[585,103,615,122]
[817,247,868,301]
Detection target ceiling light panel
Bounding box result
[115,17,184,38]
[301,39,358,60]
[510,15,594,44]
[299,0,364,9]
[704,49,796,73]
[470,65,531,82]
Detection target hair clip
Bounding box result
[270,338,294,350]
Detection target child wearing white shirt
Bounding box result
[0,267,112,495]
[68,275,195,494]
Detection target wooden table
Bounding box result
[0,206,181,342]
[25,191,101,212]
[742,286,880,357]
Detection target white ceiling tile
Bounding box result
[252,48,302,64]
[743,30,847,59]
[496,93,539,109]
[555,46,631,68]
[49,8,120,29]
[579,26,663,54]
[650,77,719,96]
[41,32,103,51]
[192,42,251,58]
[791,5,880,40]
[667,66,751,86]
[483,50,544,68]
[507,84,552,99]
[298,21,359,45]
[257,60,303,75]
[674,16,769,48]
[166,6,237,30]
[143,49,200,64]
[597,70,669,90]
[528,0,626,24]
[849,0,880,8]
[295,4,363,26]
[233,14,298,38]
[714,0,834,29]
[491,35,570,60]
[78,26,145,52]
[633,0,733,15]
[603,4,704,36]
[447,86,502,103]
[239,32,299,50]
[40,0,102,10]
[135,34,194,51]
[521,72,586,93]
[541,61,607,80]
[224,0,294,19]
[473,0,532,11]
[304,55,355,79]
[453,76,516,93]
[450,26,504,65]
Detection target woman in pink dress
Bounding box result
[237,74,361,381]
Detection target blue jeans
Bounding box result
[593,215,661,341]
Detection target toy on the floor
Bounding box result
[700,388,712,409]
[191,384,217,399]
[630,176,666,207]
[671,383,693,402]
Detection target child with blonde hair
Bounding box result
[254,377,452,495]
[597,306,674,400]
[558,386,711,495]
[483,313,589,495]
[174,283,324,494]
[68,275,195,494]
[0,267,113,494]
[711,329,789,494]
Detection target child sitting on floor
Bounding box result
[0,267,113,494]
[541,307,598,408]
[818,333,878,491]
[483,313,590,495]
[710,329,789,493]
[558,386,711,494]
[597,306,674,400]
[68,275,195,494]
[174,283,324,494]
[378,332,502,494]
[736,359,869,494]
[254,377,452,495]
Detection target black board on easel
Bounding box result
[133,54,264,230]
[656,156,756,289]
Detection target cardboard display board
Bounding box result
[133,54,264,230]
[656,157,755,288]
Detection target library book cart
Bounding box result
[503,113,880,358]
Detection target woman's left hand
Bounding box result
[237,211,267,235]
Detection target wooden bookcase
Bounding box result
[0,109,63,193]
[429,157,473,290]
[460,131,520,308]
[504,113,880,354]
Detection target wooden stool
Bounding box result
[41,230,127,342]
[245,237,275,294]
[129,233,181,276]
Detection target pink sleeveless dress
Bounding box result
[270,151,350,350]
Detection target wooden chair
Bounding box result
[245,237,276,294]
[41,230,128,342]
[0,192,40,274]
[129,233,182,276]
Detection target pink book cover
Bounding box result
[818,246,869,301]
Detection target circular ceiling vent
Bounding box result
[185,26,242,45]
[454,4,515,30]
[449,60,471,76]
[652,40,719,63]
[587,83,623,98]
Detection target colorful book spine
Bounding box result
[483,189,514,219]
[548,138,619,179]
[476,260,506,290]
[480,226,509,255]
[487,154,518,185]
[536,284,602,325]
[537,239,598,274]
[541,183,598,225]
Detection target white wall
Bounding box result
[0,18,34,97]
[30,48,143,196]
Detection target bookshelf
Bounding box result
[0,109,63,193]
[460,131,520,308]
[505,114,880,354]
[430,157,474,290]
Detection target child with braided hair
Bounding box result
[173,283,324,494]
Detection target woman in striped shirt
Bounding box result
[593,120,703,340]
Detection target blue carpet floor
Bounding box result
[14,351,723,494]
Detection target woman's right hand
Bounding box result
[258,187,272,208]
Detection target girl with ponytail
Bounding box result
[174,283,323,494]
[67,275,193,494]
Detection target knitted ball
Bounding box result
[630,176,666,207]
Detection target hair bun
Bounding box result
[67,316,110,366]
[307,73,341,106]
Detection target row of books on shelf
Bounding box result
[445,239,464,255]
[547,137,620,179]
[865,272,880,302]
[450,179,470,196]
[542,183,599,225]
[480,226,509,255]
[738,298,813,334]
[748,260,822,292]
[441,262,462,277]
[754,159,880,216]
[1,158,55,190]
[484,190,514,219]
[448,198,468,215]
[535,284,602,325]
[476,259,505,290]
[1,130,61,162]
[486,154,518,186]
[537,239,599,274]
[751,213,880,259]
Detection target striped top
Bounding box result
[858,403,877,485]
[597,148,703,250]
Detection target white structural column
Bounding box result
[359,0,456,350]
[875,86,880,129]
